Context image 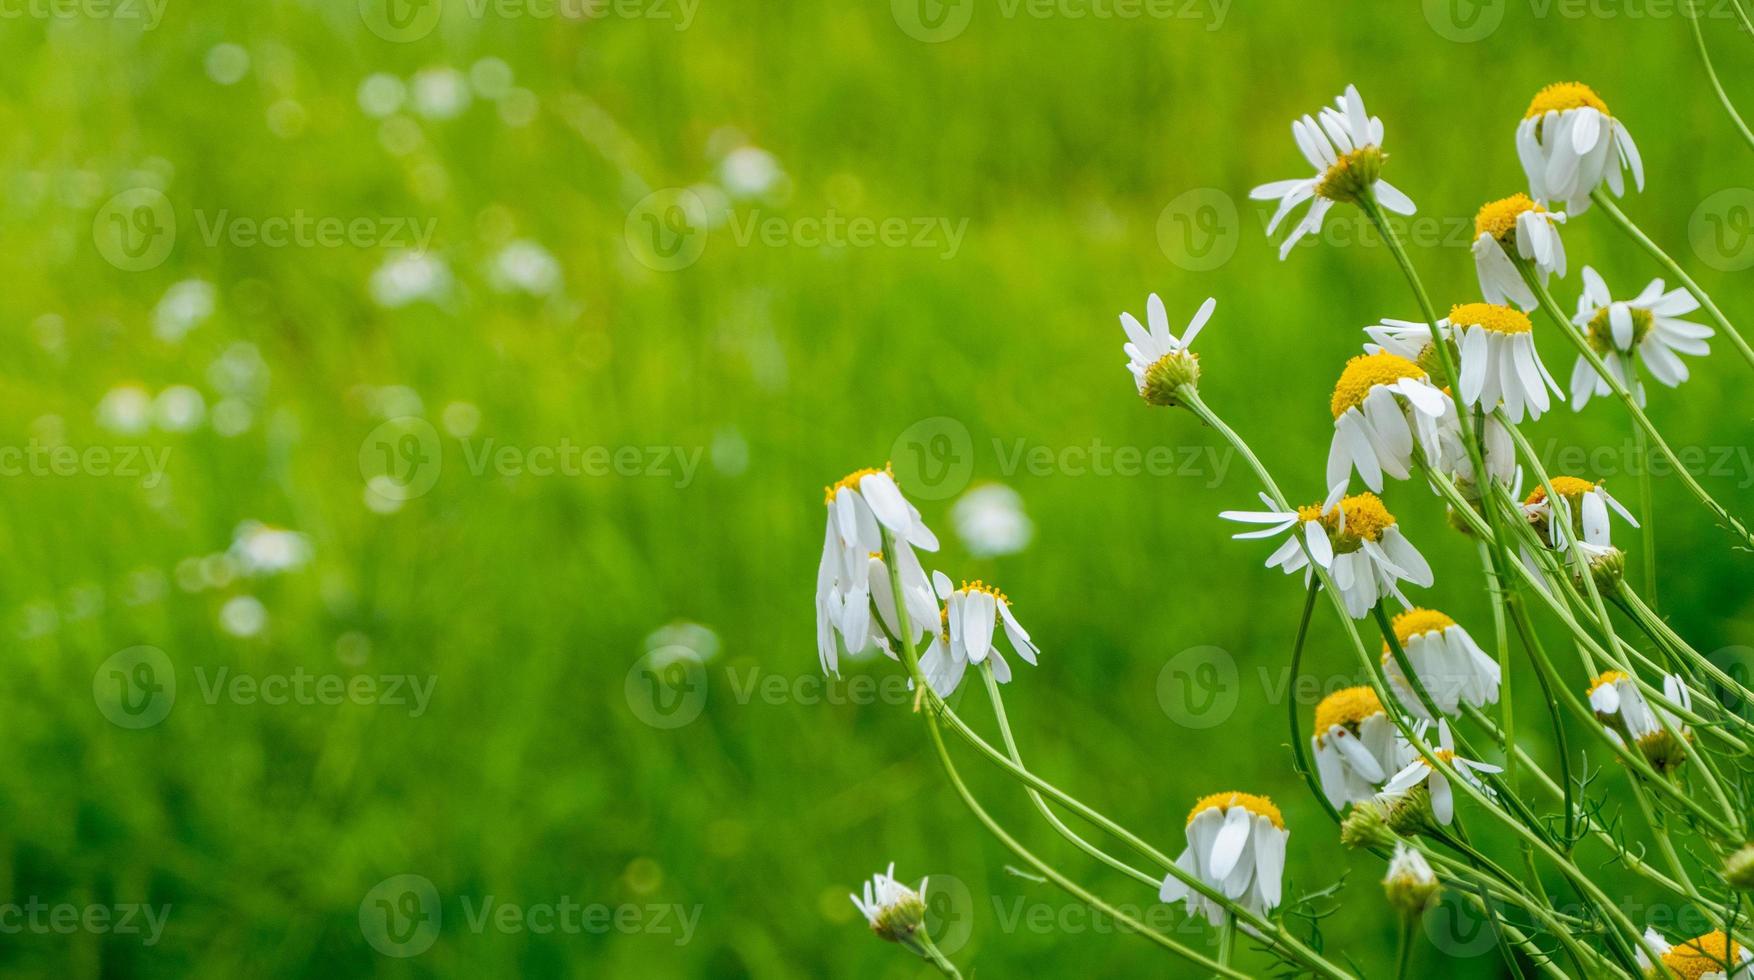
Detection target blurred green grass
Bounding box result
[0,0,1751,975]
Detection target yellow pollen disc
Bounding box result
[1314,686,1384,734]
[1330,352,1427,418]
[824,464,893,505]
[1449,302,1532,335]
[1588,670,1630,695]
[1524,81,1609,120]
[1660,931,1741,980]
[1475,194,1543,243]
[960,579,1010,605]
[1337,492,1395,542]
[1187,792,1284,829]
[1386,608,1456,650]
[1586,305,1654,354]
[1524,476,1598,507]
[1430,749,1457,765]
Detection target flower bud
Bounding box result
[1725,844,1754,891]
[1384,785,1440,838]
[1340,800,1396,850]
[1383,843,1440,915]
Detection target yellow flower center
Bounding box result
[1316,145,1384,204]
[960,579,1010,605]
[1524,81,1610,120]
[1188,791,1284,829]
[1524,476,1598,508]
[1475,194,1543,244]
[1586,305,1654,354]
[1659,931,1741,980]
[1330,352,1428,418]
[1450,302,1532,336]
[1588,670,1630,695]
[1314,686,1384,735]
[824,465,892,505]
[1299,492,1397,554]
[1430,748,1458,765]
[1386,608,1456,651]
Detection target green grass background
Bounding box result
[1,0,1752,975]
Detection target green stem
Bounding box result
[1684,0,1754,154]
[1288,581,1341,825]
[1392,914,1416,980]
[915,931,965,979]
[1216,916,1235,974]
[1624,356,1659,607]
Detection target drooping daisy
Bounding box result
[1589,671,1693,775]
[850,863,930,944]
[1310,686,1415,809]
[1380,608,1500,720]
[1472,194,1568,311]
[1435,409,1517,491]
[1362,314,1515,489]
[1327,352,1453,493]
[1521,476,1639,549]
[918,571,1039,696]
[1223,489,1433,618]
[1516,82,1643,214]
[1365,304,1563,423]
[1378,720,1503,826]
[1119,293,1212,407]
[1635,929,1752,980]
[1251,84,1417,260]
[1160,792,1288,925]
[817,467,941,675]
[1382,842,1440,914]
[1570,266,1713,408]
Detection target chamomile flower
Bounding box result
[1160,792,1288,925]
[1436,410,1517,491]
[1119,293,1212,407]
[1589,671,1693,774]
[1383,842,1440,915]
[1310,686,1415,809]
[1251,84,1417,260]
[1378,720,1503,826]
[1381,608,1501,720]
[1635,929,1752,980]
[1327,352,1454,493]
[850,863,929,944]
[1223,489,1433,618]
[816,467,941,675]
[1570,266,1713,408]
[1473,194,1567,311]
[1516,82,1643,214]
[1521,476,1638,549]
[1366,304,1563,423]
[919,572,1039,696]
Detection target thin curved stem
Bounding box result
[1288,581,1341,825]
[1684,0,1754,154]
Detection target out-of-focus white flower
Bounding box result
[153,385,206,432]
[219,595,267,637]
[230,521,313,576]
[1310,686,1414,809]
[1516,82,1642,214]
[1381,608,1500,720]
[358,73,406,118]
[1160,792,1288,925]
[1382,842,1440,914]
[97,384,153,435]
[370,252,451,308]
[153,279,216,342]
[1570,266,1712,408]
[1473,194,1567,310]
[410,67,471,120]
[950,484,1033,558]
[850,863,929,945]
[488,239,562,296]
[719,146,783,200]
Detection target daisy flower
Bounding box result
[1378,720,1503,826]
[1366,304,1563,423]
[1222,488,1433,618]
[1382,842,1440,914]
[850,863,929,944]
[1570,266,1713,408]
[1589,671,1693,775]
[1521,476,1638,549]
[1472,194,1567,311]
[1381,608,1501,720]
[1635,929,1751,980]
[817,467,940,675]
[1516,82,1643,214]
[918,571,1039,696]
[1119,293,1212,407]
[1327,351,1454,493]
[1160,792,1288,925]
[1251,84,1416,260]
[1310,686,1415,809]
